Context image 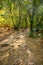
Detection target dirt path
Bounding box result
[0,29,43,65]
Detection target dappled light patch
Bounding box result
[12,34,25,49]
[1,39,9,43]
[27,49,32,57]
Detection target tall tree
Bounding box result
[27,0,42,37]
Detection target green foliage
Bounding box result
[0,0,43,37]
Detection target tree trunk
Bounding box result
[17,2,21,29]
[9,1,16,29]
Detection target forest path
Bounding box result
[0,28,43,65]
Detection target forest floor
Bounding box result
[0,27,43,65]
